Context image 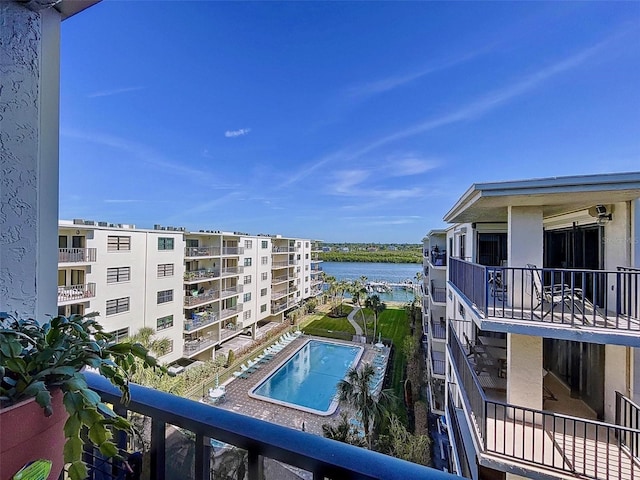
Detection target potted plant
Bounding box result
[0,313,163,480]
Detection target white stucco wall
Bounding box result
[604,344,628,422]
[508,206,543,308]
[1,3,60,320]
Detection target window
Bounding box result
[157,289,174,304]
[244,275,252,284]
[297,254,301,260]
[261,256,268,265]
[244,240,252,249]
[305,253,309,259]
[157,263,174,277]
[157,315,174,330]
[244,258,252,267]
[261,272,268,281]
[158,237,174,250]
[260,304,267,313]
[305,265,309,271]
[161,340,174,356]
[186,239,198,248]
[305,276,308,282]
[261,288,267,297]
[305,242,309,248]
[108,327,129,343]
[107,236,130,252]
[458,302,466,319]
[243,310,251,320]
[459,235,466,260]
[305,288,309,294]
[107,266,131,283]
[261,240,268,249]
[243,292,251,302]
[106,297,130,316]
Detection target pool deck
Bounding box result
[212,335,389,435]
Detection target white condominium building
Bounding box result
[57,221,321,364]
[422,172,640,480]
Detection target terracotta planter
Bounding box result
[0,390,67,480]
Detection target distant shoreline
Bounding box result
[318,251,421,264]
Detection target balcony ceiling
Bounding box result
[444,172,640,223]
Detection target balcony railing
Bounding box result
[220,304,243,320]
[221,246,244,255]
[430,319,446,340]
[448,324,639,480]
[184,311,219,332]
[430,281,446,303]
[183,336,217,355]
[271,261,290,269]
[430,350,446,376]
[184,269,220,282]
[272,300,297,314]
[220,285,243,298]
[616,391,640,460]
[430,251,447,267]
[184,290,220,307]
[272,246,298,253]
[185,246,221,257]
[271,290,290,300]
[449,258,640,333]
[58,247,96,263]
[220,266,244,276]
[57,283,96,303]
[84,373,455,480]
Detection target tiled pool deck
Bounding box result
[211,335,389,435]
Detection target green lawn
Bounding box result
[302,306,356,334]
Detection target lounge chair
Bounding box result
[527,264,595,320]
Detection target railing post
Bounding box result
[195,433,211,480]
[247,449,263,480]
[150,418,166,480]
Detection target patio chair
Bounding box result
[526,264,594,320]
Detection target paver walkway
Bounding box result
[347,306,363,335]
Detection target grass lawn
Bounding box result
[302,305,356,334]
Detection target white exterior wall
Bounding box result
[1,3,61,320]
[143,231,185,363]
[508,206,543,309]
[604,344,628,422]
[256,237,272,321]
[240,235,260,331]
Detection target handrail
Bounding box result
[448,324,640,479]
[58,247,96,262]
[84,373,455,480]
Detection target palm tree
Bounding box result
[130,326,171,356]
[322,413,366,447]
[350,279,368,338]
[336,279,351,315]
[365,294,386,345]
[324,275,338,312]
[337,364,394,449]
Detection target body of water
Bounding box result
[321,261,421,304]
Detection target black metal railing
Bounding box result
[84,373,455,480]
[430,251,447,267]
[430,319,446,340]
[616,391,640,460]
[450,258,640,333]
[448,324,639,479]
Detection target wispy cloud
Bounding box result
[333,170,370,193]
[347,49,488,99]
[104,199,143,204]
[389,157,440,177]
[61,128,236,186]
[225,128,251,138]
[283,35,614,188]
[87,86,145,98]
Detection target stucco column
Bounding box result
[507,333,543,411]
[0,2,61,320]
[508,206,543,309]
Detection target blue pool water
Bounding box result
[250,340,363,415]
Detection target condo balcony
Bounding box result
[271,261,291,269]
[221,246,244,256]
[184,290,220,308]
[185,246,221,258]
[429,318,446,341]
[449,258,640,345]
[83,373,454,480]
[220,303,243,321]
[430,280,446,304]
[57,282,96,304]
[184,269,220,283]
[272,273,295,284]
[184,310,219,332]
[272,300,297,314]
[183,333,218,356]
[429,251,447,268]
[311,263,323,271]
[220,266,244,277]
[272,246,299,253]
[220,284,243,300]
[271,290,290,301]
[447,324,639,480]
[58,247,96,263]
[428,349,446,378]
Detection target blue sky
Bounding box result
[60,1,640,243]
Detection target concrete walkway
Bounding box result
[347,307,363,335]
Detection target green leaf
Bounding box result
[63,436,83,464]
[63,390,85,414]
[64,414,82,438]
[98,440,119,458]
[79,388,101,406]
[36,388,54,416]
[97,402,117,418]
[67,461,87,480]
[5,357,27,375]
[79,407,102,426]
[88,422,111,446]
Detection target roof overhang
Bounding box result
[444,172,640,224]
[16,0,100,20]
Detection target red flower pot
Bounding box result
[0,390,67,480]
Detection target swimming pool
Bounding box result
[249,339,364,415]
